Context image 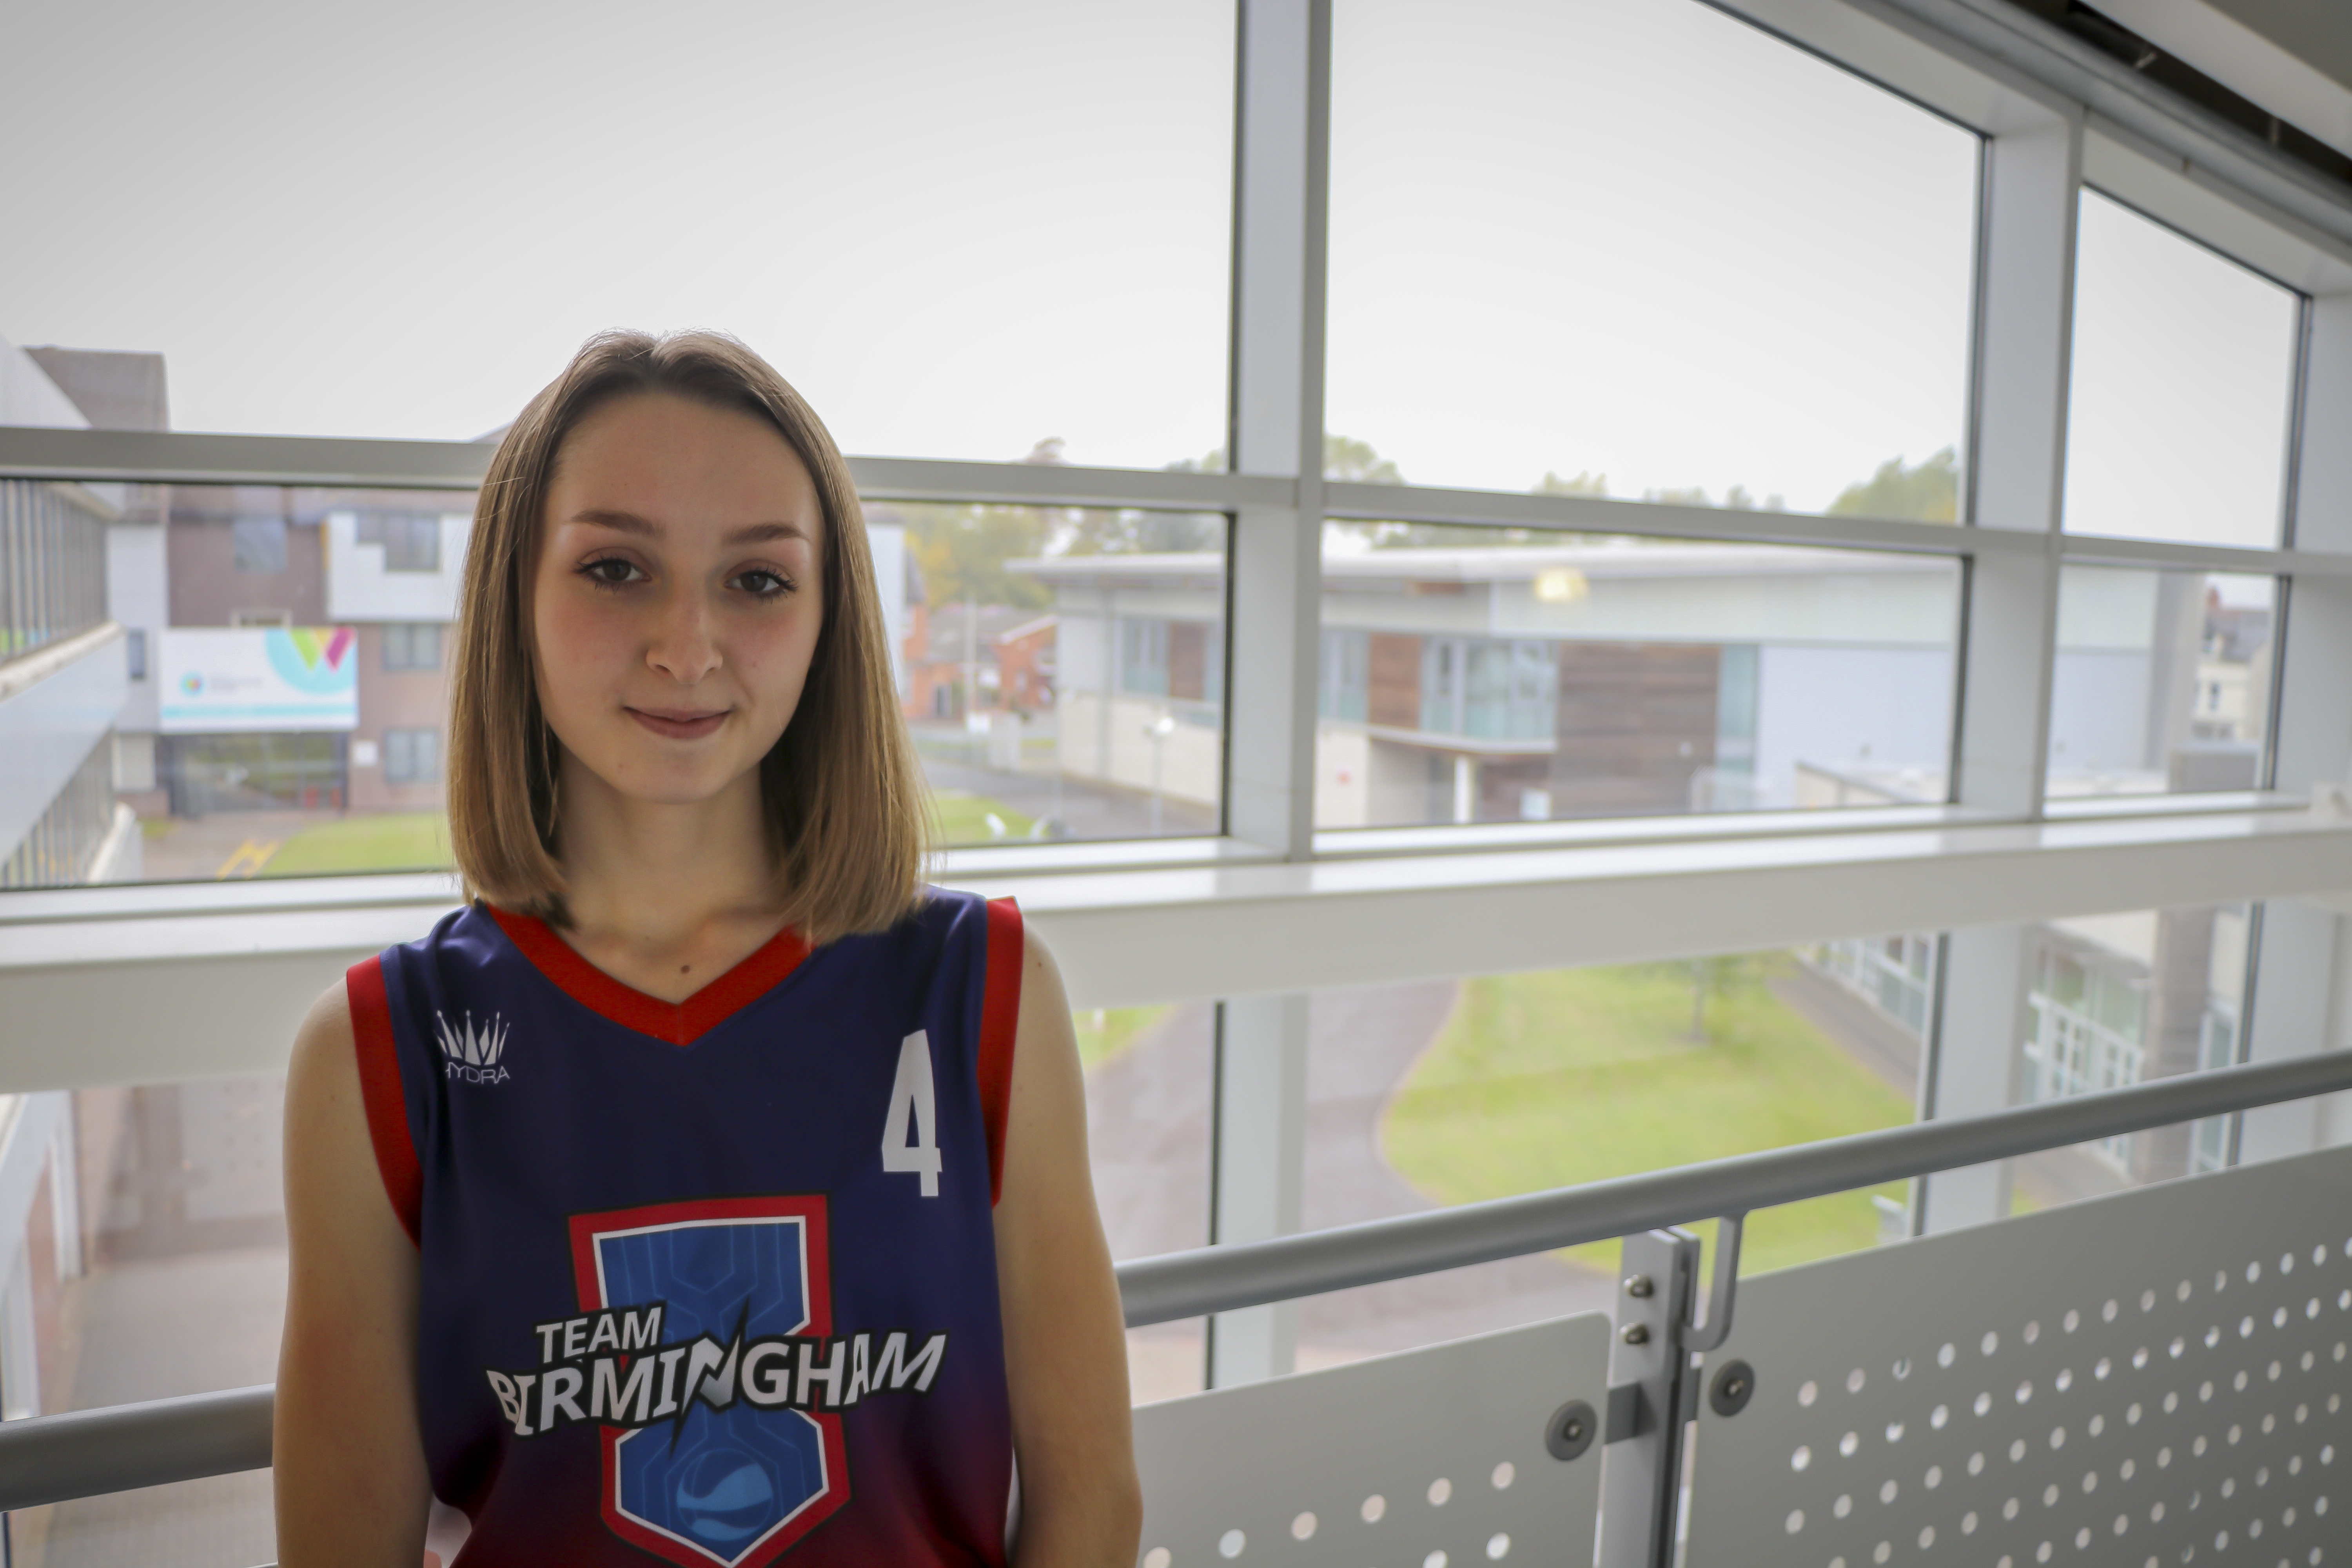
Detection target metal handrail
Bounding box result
[4,1047,2350,1514]
[1118,1046,2352,1325]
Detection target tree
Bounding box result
[899,499,1053,611]
[1827,447,1958,523]
[1680,953,1771,1040]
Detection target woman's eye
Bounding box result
[734,568,793,597]
[580,557,643,587]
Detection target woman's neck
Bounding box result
[547,753,790,1000]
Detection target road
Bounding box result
[1086,982,1617,1403]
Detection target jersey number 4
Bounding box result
[881,1031,943,1197]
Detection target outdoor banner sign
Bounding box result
[159,626,358,732]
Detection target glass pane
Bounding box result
[0,482,1225,889]
[2048,568,2274,798]
[2063,190,2299,549]
[0,3,1234,469]
[1326,0,1978,517]
[1315,526,1961,828]
[900,503,1228,845]
[2,1076,288,1566]
[1299,942,1930,1362]
[2010,903,2254,1210]
[6,1474,278,1568]
[1079,1002,1209,1402]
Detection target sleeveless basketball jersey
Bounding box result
[346,889,1022,1568]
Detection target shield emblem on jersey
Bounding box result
[570,1197,849,1566]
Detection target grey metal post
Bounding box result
[1923,110,2083,1233]
[1207,995,1310,1387]
[1597,1230,1697,1568]
[1204,0,1331,1386]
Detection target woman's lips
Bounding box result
[626,706,728,740]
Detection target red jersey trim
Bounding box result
[345,955,423,1247]
[979,898,1023,1207]
[486,906,811,1048]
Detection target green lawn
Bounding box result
[1382,956,1913,1278]
[1073,1005,1172,1073]
[263,812,455,877]
[933,791,1036,845]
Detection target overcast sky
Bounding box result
[0,0,2305,534]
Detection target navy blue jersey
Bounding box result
[347,891,1022,1568]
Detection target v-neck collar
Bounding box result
[485,905,811,1048]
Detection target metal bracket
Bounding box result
[1596,1229,1697,1568]
[1679,1212,1745,1355]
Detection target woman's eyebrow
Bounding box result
[567,510,809,547]
[723,521,810,546]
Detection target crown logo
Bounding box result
[435,1010,512,1083]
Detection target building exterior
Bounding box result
[1016,541,2271,831]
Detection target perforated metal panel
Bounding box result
[1687,1143,2352,1568]
[1131,1313,1611,1568]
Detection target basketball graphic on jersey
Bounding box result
[570,1197,848,1567]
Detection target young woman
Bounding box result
[274,332,1140,1567]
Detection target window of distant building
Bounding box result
[1321,629,1369,721]
[356,512,442,572]
[232,516,288,573]
[1419,636,1554,740]
[382,622,443,672]
[383,727,441,785]
[125,628,148,681]
[1121,619,1171,697]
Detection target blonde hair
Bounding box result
[446,330,927,942]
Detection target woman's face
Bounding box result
[531,390,825,811]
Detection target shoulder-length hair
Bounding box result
[446,330,927,943]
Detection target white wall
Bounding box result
[869,523,907,696]
[323,510,470,622]
[1753,644,1956,807]
[107,522,166,734]
[0,334,87,430]
[2047,650,2158,778]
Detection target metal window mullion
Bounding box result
[1203,0,1330,1391]
[1923,109,2083,1235]
[2236,287,2352,1164]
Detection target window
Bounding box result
[1325,0,1977,517]
[2048,569,2274,796]
[1316,527,1962,828]
[1320,630,1369,722]
[2063,190,2300,550]
[125,626,147,680]
[230,517,286,574]
[2018,903,2253,1189]
[0,478,110,658]
[381,621,442,672]
[354,512,441,572]
[383,728,440,786]
[0,4,1235,470]
[1295,938,1933,1359]
[907,503,1228,844]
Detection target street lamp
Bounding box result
[1146,712,1176,835]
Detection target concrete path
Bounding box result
[1085,983,1617,1403]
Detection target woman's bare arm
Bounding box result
[274,981,432,1567]
[993,931,1143,1566]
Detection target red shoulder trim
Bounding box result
[346,955,422,1248]
[979,898,1023,1207]
[485,906,810,1047]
